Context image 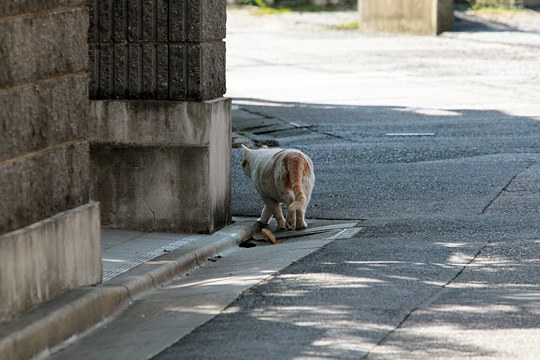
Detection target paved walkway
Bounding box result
[0,219,258,360]
[101,229,204,282]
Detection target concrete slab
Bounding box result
[101,228,146,250]
[0,202,101,323]
[232,108,268,122]
[358,0,454,36]
[101,229,204,282]
[90,98,232,234]
[46,226,351,360]
[0,219,259,360]
[251,123,296,134]
[49,292,242,360]
[232,115,281,131]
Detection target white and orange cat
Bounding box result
[241,145,315,231]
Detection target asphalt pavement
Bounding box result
[47,6,540,360]
[158,7,540,359]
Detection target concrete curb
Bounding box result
[0,221,259,360]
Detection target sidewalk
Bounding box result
[0,218,259,360]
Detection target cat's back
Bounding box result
[251,147,285,169]
[251,147,313,177]
[272,148,314,174]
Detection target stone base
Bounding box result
[89,98,232,234]
[0,202,101,323]
[525,0,540,7]
[358,0,454,35]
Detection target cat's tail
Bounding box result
[289,199,305,212]
[286,152,311,211]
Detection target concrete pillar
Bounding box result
[0,1,101,322]
[88,1,231,234]
[358,0,454,35]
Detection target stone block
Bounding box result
[184,41,227,100]
[91,41,225,101]
[0,202,101,323]
[358,0,454,35]
[0,75,88,163]
[88,0,226,101]
[91,145,211,233]
[89,99,219,145]
[0,7,88,88]
[0,0,84,17]
[89,98,231,234]
[90,0,226,43]
[187,0,227,42]
[0,141,90,236]
[437,0,454,34]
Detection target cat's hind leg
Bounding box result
[257,204,273,227]
[295,206,308,230]
[286,204,296,231]
[261,198,286,230]
[270,200,286,230]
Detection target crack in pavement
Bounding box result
[482,162,537,214]
[239,106,360,144]
[360,239,492,359]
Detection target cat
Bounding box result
[241,144,315,231]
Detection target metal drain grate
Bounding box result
[251,221,364,242]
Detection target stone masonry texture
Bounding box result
[88,0,226,101]
[0,141,90,236]
[0,75,88,163]
[0,2,90,236]
[0,0,102,329]
[0,6,88,88]
[0,1,85,17]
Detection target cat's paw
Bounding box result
[286,221,296,231]
[296,222,308,230]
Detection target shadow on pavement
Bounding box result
[231,98,540,221]
[453,7,540,34]
[454,11,524,32]
[154,215,540,359]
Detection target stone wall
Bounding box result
[0,1,101,322]
[88,0,231,234]
[88,0,226,101]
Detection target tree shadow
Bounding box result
[167,98,540,358]
[231,98,540,221]
[454,11,523,32]
[155,216,540,359]
[453,6,540,34]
